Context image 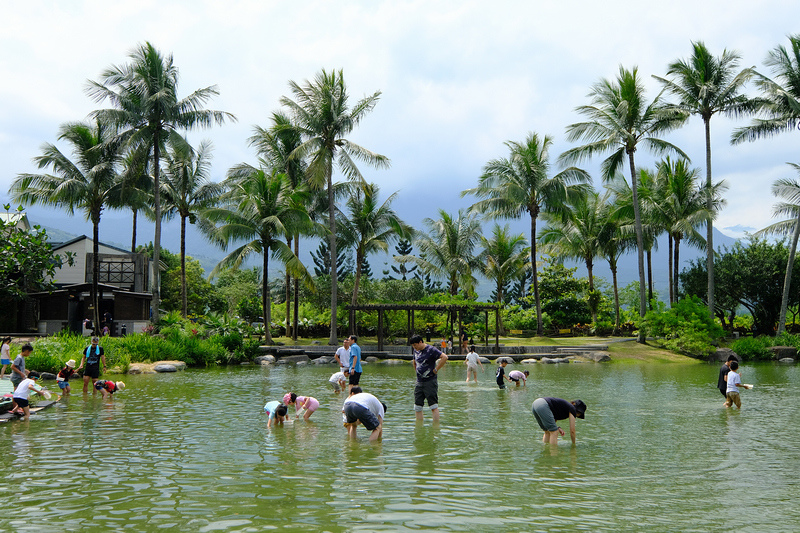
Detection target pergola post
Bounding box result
[494,307,500,354]
[377,308,384,351]
[484,311,489,347]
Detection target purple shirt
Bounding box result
[414,344,443,382]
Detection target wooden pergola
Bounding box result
[345,303,501,353]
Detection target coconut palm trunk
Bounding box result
[628,151,648,340]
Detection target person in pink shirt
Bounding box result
[508,369,529,387]
[283,392,320,421]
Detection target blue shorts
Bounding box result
[0,358,11,365]
[344,402,380,431]
[532,398,559,432]
[58,381,70,390]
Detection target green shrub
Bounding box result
[642,296,724,358]
[730,337,772,361]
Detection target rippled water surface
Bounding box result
[2,359,799,532]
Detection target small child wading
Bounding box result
[725,360,752,409]
[464,345,483,383]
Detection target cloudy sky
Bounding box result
[1,1,798,271]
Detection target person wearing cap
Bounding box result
[342,386,386,442]
[94,380,125,399]
[11,371,46,420]
[410,334,447,422]
[77,336,106,394]
[531,397,587,445]
[57,359,77,395]
[717,354,737,405]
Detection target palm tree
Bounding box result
[597,191,636,331]
[201,167,312,344]
[250,111,308,341]
[87,41,235,323]
[280,69,390,345]
[480,224,529,311]
[559,66,688,341]
[463,132,590,335]
[656,41,755,317]
[161,137,223,317]
[110,146,153,252]
[341,182,411,308]
[406,209,483,296]
[540,188,607,323]
[756,165,800,334]
[11,120,123,332]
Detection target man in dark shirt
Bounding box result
[410,334,447,422]
[717,354,737,403]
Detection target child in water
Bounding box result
[464,345,484,382]
[11,371,46,420]
[264,400,288,428]
[283,392,320,421]
[724,360,752,409]
[508,369,529,387]
[496,360,513,389]
[329,371,347,393]
[57,359,77,395]
[95,380,125,399]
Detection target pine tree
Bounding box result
[311,240,351,277]
[391,239,418,281]
[360,259,373,280]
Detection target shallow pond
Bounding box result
[2,359,799,532]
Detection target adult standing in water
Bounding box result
[717,354,737,405]
[77,336,106,393]
[348,335,362,392]
[531,397,587,445]
[410,333,447,422]
[334,337,351,377]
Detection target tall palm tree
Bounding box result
[201,167,312,344]
[598,191,636,331]
[341,182,411,308]
[656,41,755,317]
[280,69,389,345]
[250,111,308,341]
[480,224,529,311]
[463,132,590,335]
[161,137,223,317]
[406,209,483,296]
[11,120,123,332]
[87,41,235,323]
[756,165,800,334]
[110,146,153,252]
[559,66,688,341]
[540,188,607,323]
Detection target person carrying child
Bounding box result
[508,369,529,387]
[95,380,125,399]
[283,392,320,421]
[464,344,484,383]
[11,371,47,421]
[724,360,752,409]
[57,359,77,395]
[264,400,288,428]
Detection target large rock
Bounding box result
[279,354,310,364]
[255,355,275,365]
[778,357,796,363]
[495,356,514,364]
[591,352,612,363]
[478,357,491,364]
[712,348,739,363]
[154,364,178,373]
[384,359,406,365]
[128,363,156,374]
[365,356,379,363]
[769,346,797,360]
[312,356,333,365]
[520,358,539,364]
[40,372,57,381]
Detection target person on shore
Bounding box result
[508,369,529,387]
[11,371,46,421]
[264,400,288,428]
[725,360,751,409]
[342,386,386,442]
[531,397,587,445]
[348,335,362,392]
[334,338,351,376]
[717,354,737,404]
[57,359,77,395]
[77,336,106,394]
[464,344,483,382]
[1,336,12,379]
[95,380,125,399]
[496,360,513,389]
[283,392,320,421]
[410,333,447,421]
[329,371,347,394]
[460,331,469,354]
[440,337,447,354]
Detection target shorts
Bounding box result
[414,378,439,411]
[302,398,320,413]
[84,364,100,379]
[14,398,29,408]
[349,371,362,385]
[532,398,559,432]
[0,358,11,365]
[94,381,110,392]
[467,363,479,373]
[58,380,70,390]
[509,376,520,383]
[329,381,342,392]
[344,402,380,431]
[497,379,505,389]
[726,391,741,408]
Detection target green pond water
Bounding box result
[2,359,799,532]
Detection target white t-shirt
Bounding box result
[329,371,346,384]
[13,378,39,399]
[726,370,742,393]
[1,343,10,360]
[343,392,384,420]
[509,370,526,382]
[466,352,480,365]
[335,347,350,368]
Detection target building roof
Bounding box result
[0,211,31,231]
[50,235,133,255]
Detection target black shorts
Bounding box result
[344,402,380,431]
[414,378,439,410]
[348,371,362,385]
[84,364,100,379]
[15,398,29,408]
